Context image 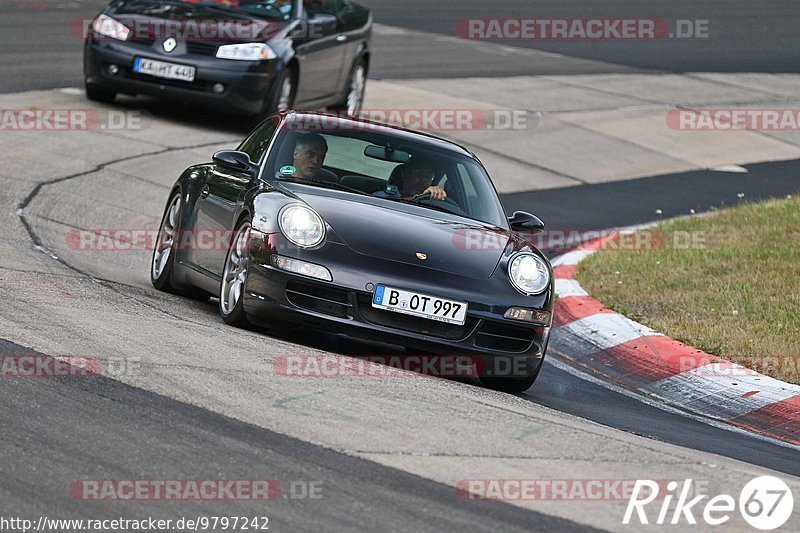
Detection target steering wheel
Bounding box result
[411,192,467,215]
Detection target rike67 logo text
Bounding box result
[624,476,794,530]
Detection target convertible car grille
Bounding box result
[186,41,221,56]
[356,295,476,340]
[286,280,352,319]
[475,321,536,352]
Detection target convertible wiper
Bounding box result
[279,177,368,196]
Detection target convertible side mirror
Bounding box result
[306,13,338,36]
[212,150,258,177]
[508,211,545,233]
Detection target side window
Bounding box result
[304,0,345,16]
[237,120,278,164]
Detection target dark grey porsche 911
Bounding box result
[151,111,554,392]
[84,0,371,115]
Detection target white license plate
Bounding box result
[372,285,468,326]
[133,57,196,82]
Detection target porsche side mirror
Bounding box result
[212,150,257,177]
[508,211,545,233]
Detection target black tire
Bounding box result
[479,357,544,393]
[329,58,366,117]
[263,67,296,116]
[219,219,251,328]
[151,192,210,301]
[85,83,116,104]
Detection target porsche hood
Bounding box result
[296,193,519,279]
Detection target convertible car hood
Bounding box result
[296,193,514,279]
[106,0,279,40]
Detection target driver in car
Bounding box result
[290,133,338,183]
[377,158,447,200]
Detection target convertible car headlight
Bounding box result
[508,253,550,295]
[279,204,325,248]
[216,43,277,61]
[92,14,130,41]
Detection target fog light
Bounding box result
[212,83,225,94]
[504,307,550,323]
[272,255,332,281]
[107,64,119,75]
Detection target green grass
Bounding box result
[576,195,800,384]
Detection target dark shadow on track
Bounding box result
[0,337,593,533]
[109,95,263,135]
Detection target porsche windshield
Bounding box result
[265,124,508,228]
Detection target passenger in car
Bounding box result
[375,158,447,200]
[290,133,338,182]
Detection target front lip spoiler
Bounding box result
[244,262,550,357]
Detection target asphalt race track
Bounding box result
[4,0,800,91]
[365,0,800,74]
[0,338,589,533]
[2,1,800,531]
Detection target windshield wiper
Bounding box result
[388,197,462,217]
[279,177,368,196]
[184,1,283,20]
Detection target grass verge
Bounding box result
[576,195,800,384]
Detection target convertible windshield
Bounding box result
[180,0,293,20]
[263,120,508,228]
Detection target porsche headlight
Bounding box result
[216,43,277,61]
[508,253,550,295]
[92,14,130,41]
[279,205,325,248]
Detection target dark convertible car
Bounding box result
[151,111,554,392]
[84,0,371,115]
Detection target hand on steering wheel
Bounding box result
[412,185,447,201]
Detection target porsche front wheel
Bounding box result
[220,219,251,327]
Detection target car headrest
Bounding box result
[388,164,407,186]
